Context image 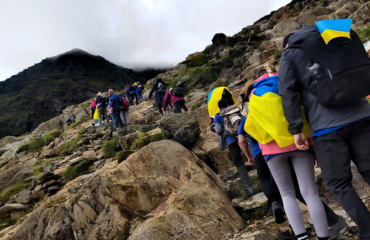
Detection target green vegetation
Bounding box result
[67,115,91,130]
[356,25,370,43]
[102,138,118,158]
[62,159,94,181]
[78,102,90,109]
[21,132,32,136]
[268,21,277,30]
[78,128,87,135]
[116,150,133,163]
[58,137,80,156]
[191,98,207,111]
[129,133,164,151]
[184,54,208,68]
[0,161,8,169]
[0,177,29,203]
[212,79,229,88]
[276,50,283,59]
[16,131,62,154]
[203,45,214,54]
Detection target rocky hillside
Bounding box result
[146,0,370,109]
[0,49,146,139]
[0,0,370,239]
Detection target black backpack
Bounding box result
[158,83,168,94]
[117,95,124,106]
[172,87,185,97]
[129,86,135,92]
[288,24,370,108]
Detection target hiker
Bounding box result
[149,78,167,117]
[125,84,132,106]
[244,74,329,240]
[137,83,144,102]
[118,92,130,127]
[130,83,139,105]
[279,21,370,239]
[108,89,124,128]
[208,87,236,125]
[239,67,349,239]
[91,98,97,119]
[96,92,108,127]
[163,86,187,114]
[214,99,256,204]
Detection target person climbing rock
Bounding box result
[149,78,167,117]
[279,24,370,239]
[96,92,108,127]
[130,83,139,105]
[108,89,124,129]
[163,86,187,114]
[137,83,144,102]
[245,74,329,240]
[91,97,97,119]
[214,99,256,204]
[118,92,130,127]
[125,83,132,106]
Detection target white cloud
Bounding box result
[0,0,291,81]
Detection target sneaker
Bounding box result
[328,217,349,240]
[276,225,295,240]
[272,201,286,224]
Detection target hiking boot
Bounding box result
[276,225,295,240]
[232,187,256,204]
[272,201,286,224]
[328,217,349,240]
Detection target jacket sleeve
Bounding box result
[278,54,304,135]
[215,123,223,136]
[148,85,156,100]
[163,92,169,111]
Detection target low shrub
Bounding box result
[116,150,134,163]
[185,54,208,68]
[21,132,32,136]
[129,133,164,151]
[58,137,80,156]
[356,25,370,43]
[0,177,29,203]
[213,79,229,88]
[102,138,118,158]
[203,44,214,54]
[275,50,283,60]
[78,128,87,135]
[63,159,94,181]
[16,130,62,154]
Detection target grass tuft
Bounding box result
[62,159,94,181]
[16,131,62,154]
[356,25,370,43]
[102,138,118,158]
[0,177,29,203]
[58,137,80,156]
[184,54,208,68]
[67,116,90,130]
[129,133,164,151]
[191,98,207,111]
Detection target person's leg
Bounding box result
[124,110,130,125]
[98,108,103,127]
[228,142,254,200]
[290,151,328,238]
[120,110,126,126]
[91,107,95,119]
[157,103,164,116]
[267,153,307,237]
[111,112,116,127]
[103,109,108,125]
[115,111,124,128]
[314,126,370,239]
[174,101,182,113]
[134,93,138,105]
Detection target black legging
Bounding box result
[130,93,138,105]
[174,100,185,113]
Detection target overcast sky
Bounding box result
[0,0,290,81]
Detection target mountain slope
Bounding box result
[0,49,145,138]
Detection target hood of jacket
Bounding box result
[287,25,318,48]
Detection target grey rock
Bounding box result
[44,166,53,173]
[15,190,31,204]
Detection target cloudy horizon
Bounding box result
[0,0,291,81]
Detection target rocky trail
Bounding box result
[1,0,370,239]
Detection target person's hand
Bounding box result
[248,156,255,166]
[294,133,309,150]
[314,157,320,168]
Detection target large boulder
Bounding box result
[1,141,244,240]
[0,136,17,149]
[212,33,227,46]
[349,2,370,24]
[160,113,201,147]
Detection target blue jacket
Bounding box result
[109,94,121,111]
[149,79,165,106]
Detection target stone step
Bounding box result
[233,192,271,221]
[225,169,262,199]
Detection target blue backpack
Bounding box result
[158,83,168,94]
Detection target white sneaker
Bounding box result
[102,121,105,125]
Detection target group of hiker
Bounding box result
[210,19,370,240]
[90,79,188,128]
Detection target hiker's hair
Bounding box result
[218,99,228,109]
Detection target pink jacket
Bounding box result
[163,91,188,112]
[91,99,96,108]
[259,138,314,155]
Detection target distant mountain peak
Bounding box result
[47,48,93,61]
